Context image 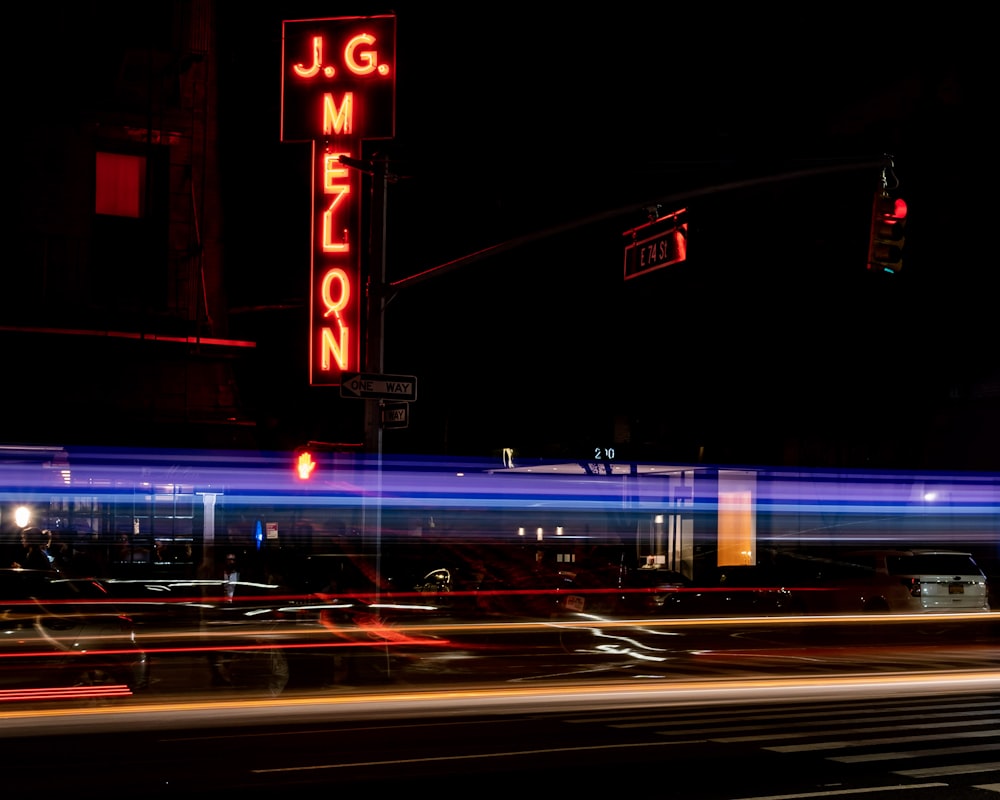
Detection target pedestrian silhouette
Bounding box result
[12,527,57,571]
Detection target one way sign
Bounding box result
[340,373,417,402]
[382,402,408,429]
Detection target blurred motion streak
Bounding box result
[1,447,997,708]
[3,672,1000,737]
[0,685,132,703]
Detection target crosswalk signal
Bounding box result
[293,448,317,481]
[867,157,907,274]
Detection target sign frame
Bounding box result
[340,372,417,401]
[280,14,397,387]
[381,402,409,429]
[623,208,688,280]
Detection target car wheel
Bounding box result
[72,666,119,686]
[63,665,128,706]
[862,597,890,612]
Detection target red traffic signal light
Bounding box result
[867,192,907,274]
[294,448,317,480]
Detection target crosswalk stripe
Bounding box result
[895,762,1000,778]
[714,717,1000,744]
[765,728,1000,753]
[834,743,1000,763]
[563,693,1000,790]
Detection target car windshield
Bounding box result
[885,554,981,576]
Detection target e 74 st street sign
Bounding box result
[340,372,417,402]
[622,207,688,280]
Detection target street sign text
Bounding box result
[340,372,417,401]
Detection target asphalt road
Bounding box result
[3,612,998,798]
[3,676,1000,798]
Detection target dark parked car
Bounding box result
[620,565,800,617]
[412,558,625,619]
[99,574,451,694]
[0,568,149,701]
[614,567,692,615]
[783,548,992,614]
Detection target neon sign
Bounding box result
[281,15,396,386]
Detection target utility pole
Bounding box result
[337,152,392,453]
[363,156,390,455]
[359,155,390,599]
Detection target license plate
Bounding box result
[948,583,964,594]
[564,595,585,612]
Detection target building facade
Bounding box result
[8,1,255,450]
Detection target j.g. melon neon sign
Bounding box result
[281,15,396,386]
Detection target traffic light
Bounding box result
[867,190,907,274]
[293,448,317,481]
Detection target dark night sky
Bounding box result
[210,5,995,465]
[11,3,991,466]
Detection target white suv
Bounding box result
[840,549,991,613]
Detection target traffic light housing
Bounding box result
[293,448,317,481]
[867,191,907,274]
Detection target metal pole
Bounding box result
[364,157,389,599]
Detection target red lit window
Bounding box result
[95,152,146,218]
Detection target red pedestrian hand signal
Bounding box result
[295,450,317,480]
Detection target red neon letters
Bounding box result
[292,33,391,80]
[281,16,395,386]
